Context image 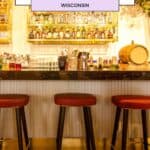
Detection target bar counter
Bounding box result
[1,64,150,80]
[1,64,150,139]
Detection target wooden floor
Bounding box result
[0,138,149,150]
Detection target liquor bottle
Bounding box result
[64,28,71,39]
[52,28,59,39]
[30,13,36,24]
[81,27,86,39]
[76,27,82,39]
[94,28,100,39]
[107,29,113,39]
[41,29,47,39]
[39,14,44,24]
[48,14,54,24]
[59,14,64,24]
[35,29,41,39]
[72,28,76,39]
[107,13,112,24]
[87,28,92,39]
[29,30,34,39]
[59,27,64,39]
[47,28,52,39]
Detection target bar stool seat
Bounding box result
[112,95,150,109]
[54,93,96,150]
[55,93,96,106]
[0,94,30,150]
[111,95,150,150]
[0,94,29,107]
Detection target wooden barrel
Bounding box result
[119,42,149,64]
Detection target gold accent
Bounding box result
[27,38,118,45]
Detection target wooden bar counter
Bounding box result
[0,64,150,139]
[0,64,150,80]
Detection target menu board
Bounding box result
[15,0,135,7]
[31,0,119,11]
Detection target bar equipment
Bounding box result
[78,52,89,70]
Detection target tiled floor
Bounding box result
[0,138,149,150]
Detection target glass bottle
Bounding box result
[107,29,113,39]
[39,14,44,24]
[94,28,100,39]
[76,27,81,39]
[48,14,54,24]
[52,28,59,39]
[64,28,71,39]
[72,28,76,39]
[81,27,86,39]
[47,28,52,39]
[30,13,36,24]
[29,30,34,39]
[59,27,64,39]
[107,12,112,24]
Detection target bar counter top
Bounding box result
[1,64,150,80]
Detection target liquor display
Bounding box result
[0,0,11,44]
[27,10,118,44]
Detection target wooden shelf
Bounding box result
[27,9,118,45]
[0,2,8,8]
[0,38,10,44]
[0,24,9,31]
[28,38,117,45]
[28,23,117,28]
[0,0,11,44]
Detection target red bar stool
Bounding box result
[111,95,150,150]
[54,93,96,150]
[0,94,30,150]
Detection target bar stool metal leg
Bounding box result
[20,107,30,149]
[122,109,129,150]
[83,107,91,150]
[111,107,121,150]
[86,107,96,150]
[16,108,23,150]
[56,107,66,150]
[141,110,148,150]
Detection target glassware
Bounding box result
[58,56,67,70]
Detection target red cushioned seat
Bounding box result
[54,93,96,106]
[0,94,29,107]
[55,93,96,149]
[112,95,150,109]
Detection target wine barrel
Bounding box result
[119,42,149,65]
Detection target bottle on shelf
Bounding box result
[59,27,64,39]
[94,28,100,39]
[64,28,71,39]
[48,14,54,24]
[27,10,118,43]
[76,27,82,39]
[29,30,34,39]
[47,28,53,39]
[39,14,44,24]
[81,27,86,39]
[35,29,41,39]
[52,28,59,39]
[107,12,113,24]
[71,28,76,39]
[107,29,113,39]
